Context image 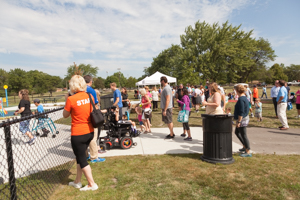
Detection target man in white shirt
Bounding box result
[271,80,280,118]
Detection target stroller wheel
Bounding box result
[56,131,59,134]
[52,135,56,138]
[120,137,133,149]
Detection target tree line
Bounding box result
[0,68,64,97]
[144,20,300,85]
[0,64,139,97]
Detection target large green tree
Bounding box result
[237,38,276,82]
[147,20,277,84]
[180,21,256,83]
[94,77,105,89]
[265,63,288,84]
[65,63,98,80]
[8,68,32,94]
[284,64,300,81]
[126,76,138,88]
[105,75,119,88]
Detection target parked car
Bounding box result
[287,80,300,86]
[257,82,267,87]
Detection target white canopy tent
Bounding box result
[135,72,177,86]
[135,76,148,86]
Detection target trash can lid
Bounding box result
[201,114,234,118]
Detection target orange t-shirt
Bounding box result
[64,92,94,136]
[253,88,258,98]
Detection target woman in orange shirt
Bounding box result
[63,75,100,191]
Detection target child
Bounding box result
[135,107,145,133]
[254,98,263,122]
[33,99,50,137]
[226,107,232,115]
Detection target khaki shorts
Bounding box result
[162,108,173,124]
[255,112,262,118]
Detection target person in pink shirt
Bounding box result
[296,89,300,118]
[177,88,192,141]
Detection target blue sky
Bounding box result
[0,0,299,79]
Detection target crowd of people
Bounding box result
[14,73,299,191]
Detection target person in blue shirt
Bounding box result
[110,82,123,120]
[261,85,267,99]
[83,75,104,163]
[276,80,289,130]
[84,75,98,105]
[33,99,49,137]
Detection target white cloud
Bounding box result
[0,0,253,77]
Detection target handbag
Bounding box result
[287,102,293,111]
[144,109,152,119]
[177,104,189,123]
[87,93,104,128]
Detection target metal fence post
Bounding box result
[4,122,17,200]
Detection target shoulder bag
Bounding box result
[87,93,104,128]
[177,104,189,123]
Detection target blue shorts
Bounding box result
[19,119,31,134]
[139,121,143,126]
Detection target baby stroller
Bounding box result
[99,106,139,151]
[32,113,59,138]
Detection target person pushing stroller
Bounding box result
[33,99,50,137]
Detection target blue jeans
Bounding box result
[189,95,192,108]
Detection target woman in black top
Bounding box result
[234,84,251,157]
[14,89,36,145]
[121,87,129,119]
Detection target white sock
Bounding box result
[133,126,136,129]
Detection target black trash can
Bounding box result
[201,114,234,164]
[100,93,114,109]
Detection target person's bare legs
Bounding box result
[297,109,300,116]
[74,164,83,183]
[25,131,33,139]
[187,130,191,138]
[81,165,95,187]
[143,119,149,131]
[146,119,151,132]
[167,123,174,136]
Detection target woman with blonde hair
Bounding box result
[140,88,151,133]
[202,82,223,114]
[63,75,100,191]
[15,89,36,145]
[234,84,251,157]
[152,86,159,111]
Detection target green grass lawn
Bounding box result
[50,154,300,200]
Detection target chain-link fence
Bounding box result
[0,107,75,200]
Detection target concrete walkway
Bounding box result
[232,127,300,155]
[100,127,243,157]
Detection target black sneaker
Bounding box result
[165,134,175,139]
[180,133,186,137]
[40,133,48,137]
